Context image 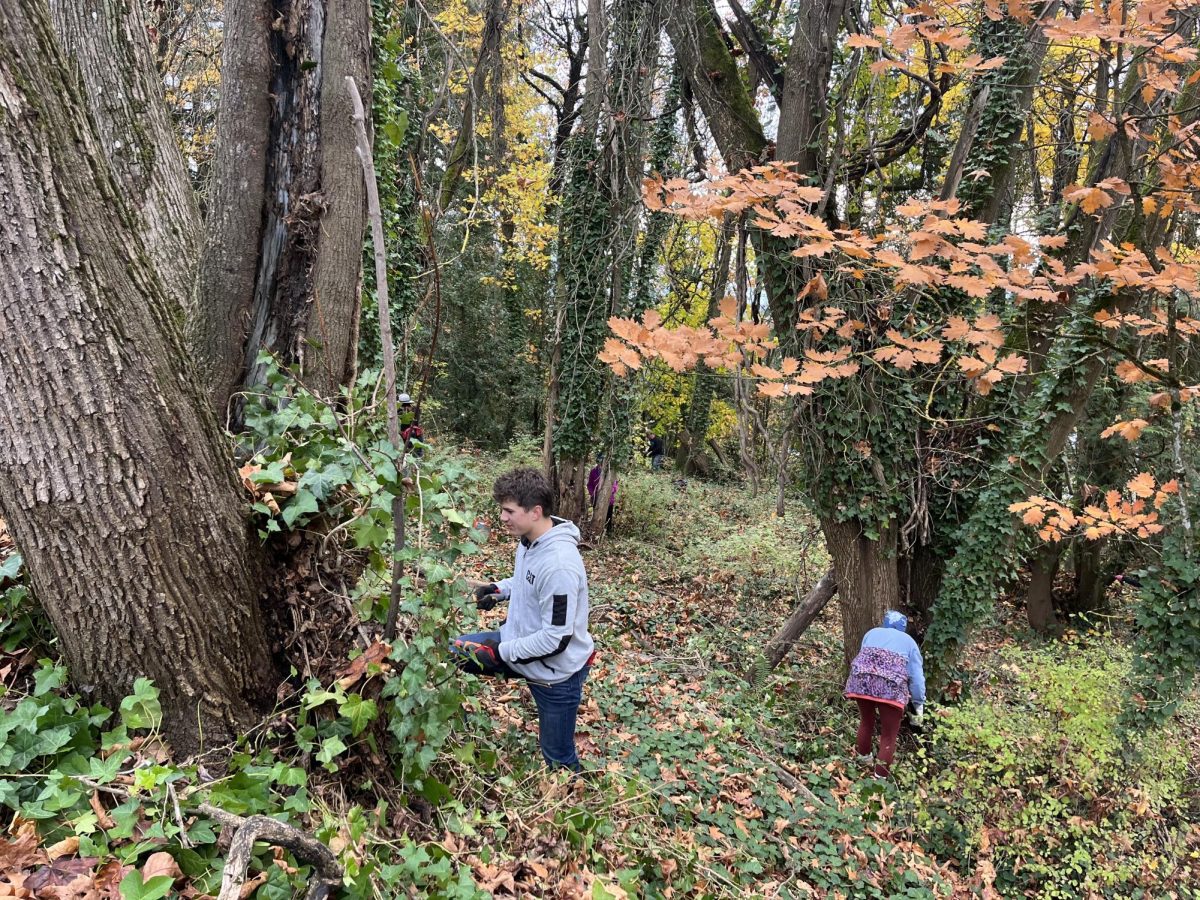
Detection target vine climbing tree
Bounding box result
[603,0,1200,686]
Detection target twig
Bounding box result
[73,777,131,798]
[73,777,339,890]
[346,76,408,643]
[409,156,443,414]
[168,782,192,849]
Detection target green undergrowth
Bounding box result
[899,634,1196,898]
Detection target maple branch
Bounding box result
[525,66,567,96]
[940,84,991,201]
[840,72,949,185]
[1082,334,1182,389]
[521,71,562,113]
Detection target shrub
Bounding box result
[612,470,678,540]
[903,639,1192,898]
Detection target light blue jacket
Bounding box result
[859,611,926,704]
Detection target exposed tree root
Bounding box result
[199,804,342,900]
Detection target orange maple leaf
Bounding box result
[1100,418,1149,442]
[1064,185,1116,214]
[1127,472,1156,498]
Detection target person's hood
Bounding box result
[523,516,580,549]
[882,610,908,632]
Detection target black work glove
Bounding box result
[474,583,502,610]
[475,638,502,668]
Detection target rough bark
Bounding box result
[189,0,272,418]
[0,0,276,753]
[1070,538,1112,616]
[586,466,617,538]
[1026,545,1062,634]
[665,0,767,169]
[555,458,591,532]
[774,0,846,176]
[49,0,201,315]
[822,519,900,666]
[898,541,945,630]
[191,0,370,424]
[756,570,837,675]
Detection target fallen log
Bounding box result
[748,569,838,681]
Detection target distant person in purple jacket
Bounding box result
[586,462,617,534]
[843,610,926,778]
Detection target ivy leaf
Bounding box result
[338,694,378,737]
[299,463,352,501]
[119,871,174,900]
[0,552,22,581]
[316,736,348,767]
[119,678,162,731]
[247,462,286,485]
[382,110,408,146]
[281,489,320,527]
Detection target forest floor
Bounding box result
[2,448,1199,899]
[430,451,1200,898]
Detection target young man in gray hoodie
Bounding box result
[453,468,595,771]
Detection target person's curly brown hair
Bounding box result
[492,467,555,516]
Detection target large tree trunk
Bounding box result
[586,465,617,539]
[191,0,371,424]
[1070,537,1115,617]
[549,0,662,538]
[774,0,845,176]
[0,0,277,754]
[665,0,766,169]
[1026,544,1062,634]
[188,0,271,417]
[49,0,201,316]
[898,541,944,633]
[554,458,591,531]
[822,519,900,665]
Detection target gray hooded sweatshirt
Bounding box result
[495,517,594,684]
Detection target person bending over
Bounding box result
[453,468,595,771]
[843,610,926,778]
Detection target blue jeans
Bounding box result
[452,630,589,771]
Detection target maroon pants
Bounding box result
[855,698,903,776]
